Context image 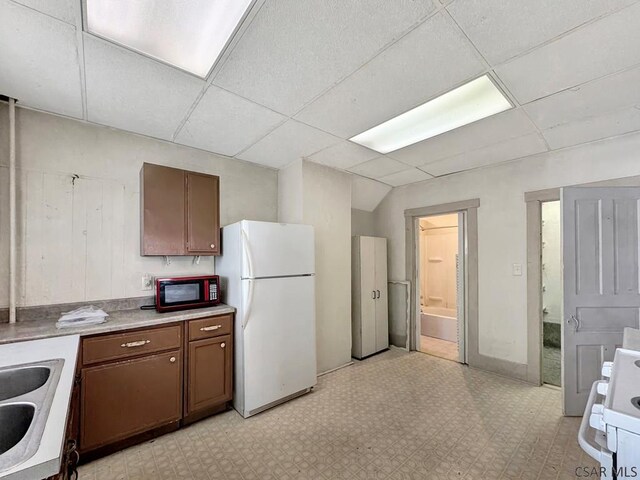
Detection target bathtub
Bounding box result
[421,306,457,342]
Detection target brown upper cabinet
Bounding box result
[141,163,220,256]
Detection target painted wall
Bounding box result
[279,160,352,374]
[541,201,561,325]
[0,104,278,308]
[375,131,640,364]
[351,208,375,237]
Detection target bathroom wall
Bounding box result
[541,201,562,325]
[420,214,458,310]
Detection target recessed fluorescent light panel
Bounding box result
[85,0,254,77]
[350,75,512,154]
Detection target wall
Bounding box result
[541,201,561,325]
[375,131,640,365]
[351,208,375,237]
[0,104,278,308]
[279,160,352,374]
[420,214,458,310]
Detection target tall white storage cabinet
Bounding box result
[352,236,389,359]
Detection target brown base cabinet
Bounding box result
[51,313,234,471]
[80,350,183,451]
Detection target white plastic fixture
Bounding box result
[85,0,254,77]
[350,75,512,154]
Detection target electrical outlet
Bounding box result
[141,273,153,291]
[512,263,523,276]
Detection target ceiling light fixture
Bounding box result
[84,0,255,78]
[349,75,512,154]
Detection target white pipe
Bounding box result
[9,98,16,323]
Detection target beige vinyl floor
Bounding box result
[78,349,596,480]
[419,335,459,362]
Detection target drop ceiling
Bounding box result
[2,0,640,190]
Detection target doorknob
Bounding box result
[568,314,580,331]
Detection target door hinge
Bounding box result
[74,373,81,386]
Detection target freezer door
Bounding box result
[241,221,315,278]
[241,275,317,416]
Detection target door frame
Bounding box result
[525,174,640,387]
[405,199,479,364]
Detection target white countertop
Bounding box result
[0,335,80,480]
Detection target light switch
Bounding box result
[512,263,523,276]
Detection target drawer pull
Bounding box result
[220,343,226,348]
[169,356,176,363]
[120,340,151,348]
[200,324,222,332]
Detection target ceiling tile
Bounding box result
[11,0,76,24]
[420,133,548,176]
[213,0,438,115]
[307,141,379,170]
[378,168,433,187]
[348,156,411,179]
[388,108,537,166]
[175,86,285,157]
[351,175,392,211]
[0,1,82,118]
[541,106,640,150]
[448,0,636,65]
[237,120,341,169]
[84,35,205,140]
[524,66,640,130]
[296,13,485,138]
[494,3,640,103]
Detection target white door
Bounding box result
[456,211,466,363]
[241,275,317,416]
[241,221,315,278]
[360,237,377,357]
[562,187,640,415]
[374,237,389,351]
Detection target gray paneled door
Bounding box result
[562,187,640,415]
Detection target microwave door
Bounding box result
[159,280,205,309]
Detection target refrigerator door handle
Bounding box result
[243,278,255,329]
[241,228,255,279]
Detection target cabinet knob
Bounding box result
[220,343,225,348]
[169,356,176,363]
[210,243,215,249]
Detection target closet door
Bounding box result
[374,237,389,351]
[360,237,377,357]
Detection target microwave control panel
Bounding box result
[209,281,218,301]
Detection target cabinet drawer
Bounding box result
[188,315,232,341]
[82,324,182,365]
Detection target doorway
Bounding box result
[541,201,561,386]
[417,212,465,363]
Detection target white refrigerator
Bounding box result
[215,220,317,418]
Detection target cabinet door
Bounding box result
[80,350,182,451]
[187,335,232,414]
[186,172,220,255]
[141,163,186,255]
[359,237,377,357]
[374,237,389,351]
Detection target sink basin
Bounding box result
[0,367,50,402]
[0,359,63,474]
[0,404,35,455]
